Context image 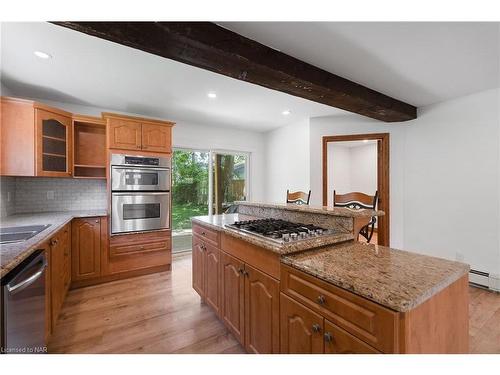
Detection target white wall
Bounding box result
[9,97,267,202]
[404,89,500,275]
[264,119,310,203]
[309,88,500,275]
[350,143,378,196]
[327,144,351,206]
[327,143,378,206]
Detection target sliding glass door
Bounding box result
[212,152,248,214]
[172,149,210,252]
[171,148,249,252]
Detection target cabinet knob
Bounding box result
[317,295,326,305]
[324,332,333,343]
[238,268,244,275]
[95,220,99,223]
[201,231,206,236]
[137,145,141,149]
[312,324,321,333]
[243,270,249,277]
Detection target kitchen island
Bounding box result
[191,204,469,354]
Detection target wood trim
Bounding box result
[72,114,106,126]
[70,264,171,289]
[102,112,175,127]
[322,133,390,246]
[53,22,416,122]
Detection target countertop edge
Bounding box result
[1,211,108,279]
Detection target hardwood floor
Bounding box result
[48,253,500,354]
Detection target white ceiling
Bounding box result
[1,22,499,133]
[221,22,500,107]
[0,22,344,132]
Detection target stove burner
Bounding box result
[226,218,333,244]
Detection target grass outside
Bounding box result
[172,203,208,230]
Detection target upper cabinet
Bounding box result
[104,113,174,154]
[108,117,142,151]
[1,97,72,177]
[36,108,72,177]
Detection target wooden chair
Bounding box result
[286,190,311,205]
[333,190,378,243]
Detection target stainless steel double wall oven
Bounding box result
[110,154,171,234]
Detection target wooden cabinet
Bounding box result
[280,263,397,353]
[105,113,174,153]
[192,235,206,298]
[1,97,72,177]
[36,108,72,177]
[220,251,245,343]
[324,319,379,354]
[49,224,71,329]
[280,292,324,354]
[108,117,142,151]
[280,292,379,354]
[244,264,280,354]
[141,123,172,153]
[71,217,101,281]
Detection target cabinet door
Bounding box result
[141,123,171,153]
[49,234,65,329]
[61,225,71,292]
[205,243,220,316]
[192,235,205,299]
[244,265,280,353]
[71,218,101,281]
[220,251,245,344]
[324,319,380,354]
[35,109,72,177]
[108,118,142,151]
[280,293,324,354]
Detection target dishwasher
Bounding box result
[1,249,47,354]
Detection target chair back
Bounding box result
[286,190,311,205]
[333,191,378,210]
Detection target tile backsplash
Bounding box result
[0,177,16,217]
[0,177,107,217]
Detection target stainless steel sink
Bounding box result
[0,224,52,244]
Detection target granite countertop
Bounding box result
[1,210,108,278]
[191,214,354,255]
[281,242,470,312]
[235,201,384,218]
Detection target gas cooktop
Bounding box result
[225,218,336,244]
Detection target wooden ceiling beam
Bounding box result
[52,22,417,122]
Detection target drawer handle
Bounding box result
[200,244,206,251]
[238,268,244,274]
[317,295,326,305]
[201,231,206,236]
[324,332,333,343]
[50,239,58,246]
[312,324,321,333]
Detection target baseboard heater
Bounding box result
[469,269,500,292]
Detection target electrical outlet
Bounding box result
[47,191,55,200]
[455,252,464,262]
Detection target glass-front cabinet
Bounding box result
[35,109,72,177]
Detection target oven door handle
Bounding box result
[111,167,170,172]
[111,192,170,196]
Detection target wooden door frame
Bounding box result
[322,133,390,246]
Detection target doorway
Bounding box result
[322,133,389,246]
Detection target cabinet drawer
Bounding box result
[192,223,219,247]
[110,230,171,256]
[281,264,398,353]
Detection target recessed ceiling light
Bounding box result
[207,92,217,99]
[34,51,52,59]
[282,110,291,115]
